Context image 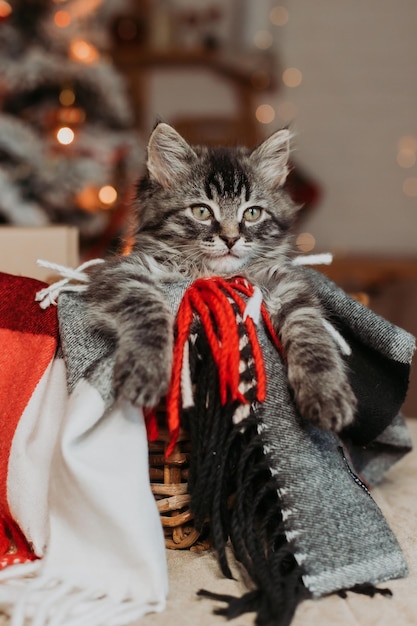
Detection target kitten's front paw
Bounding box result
[113,344,172,408]
[290,369,357,432]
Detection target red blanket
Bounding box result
[0,272,58,568]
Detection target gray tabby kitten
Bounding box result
[85,123,356,431]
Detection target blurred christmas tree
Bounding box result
[0,0,142,255]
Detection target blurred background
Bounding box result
[0,0,416,413]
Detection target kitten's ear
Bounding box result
[146,123,197,188]
[250,128,291,187]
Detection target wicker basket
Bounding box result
[148,406,210,551]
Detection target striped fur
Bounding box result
[85,123,356,429]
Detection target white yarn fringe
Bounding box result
[34,253,349,354]
[293,253,333,266]
[293,252,351,355]
[0,563,159,626]
[35,258,104,309]
[181,340,194,409]
[35,254,332,312]
[322,319,352,356]
[243,285,263,325]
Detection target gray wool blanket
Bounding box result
[267,268,415,597]
[54,268,414,623]
[58,269,414,608]
[159,272,413,583]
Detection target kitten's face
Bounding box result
[185,195,266,274]
[178,161,281,274]
[136,124,297,275]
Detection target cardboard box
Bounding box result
[0,226,79,283]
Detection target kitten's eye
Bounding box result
[243,206,263,222]
[190,204,212,221]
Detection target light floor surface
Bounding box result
[1,421,416,626]
[141,418,417,626]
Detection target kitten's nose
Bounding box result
[220,235,240,249]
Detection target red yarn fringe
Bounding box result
[165,277,284,457]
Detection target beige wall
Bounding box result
[147,0,417,256]
[272,0,417,255]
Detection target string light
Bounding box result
[397,149,416,169]
[56,127,75,145]
[69,40,99,64]
[282,67,303,88]
[59,88,76,107]
[75,186,100,212]
[98,185,118,207]
[0,1,12,18]
[54,10,71,28]
[269,6,289,26]
[255,104,276,124]
[296,232,316,253]
[76,185,118,212]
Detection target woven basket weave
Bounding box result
[148,404,210,551]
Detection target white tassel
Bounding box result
[35,258,104,309]
[180,340,194,409]
[0,572,153,626]
[243,285,263,325]
[292,254,351,354]
[232,404,251,425]
[293,253,333,266]
[322,319,352,356]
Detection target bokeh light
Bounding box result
[98,185,118,206]
[56,127,75,145]
[69,40,99,63]
[59,88,76,107]
[397,149,416,169]
[0,1,12,19]
[76,186,99,212]
[54,10,71,28]
[282,67,303,88]
[270,6,289,26]
[296,232,316,253]
[255,104,276,124]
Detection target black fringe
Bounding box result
[337,584,393,599]
[182,327,309,626]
